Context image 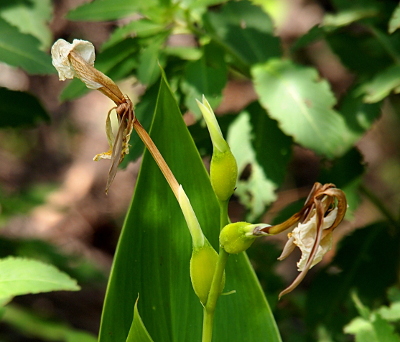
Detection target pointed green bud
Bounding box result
[220,222,270,254]
[190,240,225,305]
[196,96,228,153]
[196,96,238,201]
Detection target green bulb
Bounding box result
[210,149,238,202]
[190,241,225,305]
[220,222,259,254]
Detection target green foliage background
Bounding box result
[0,0,400,341]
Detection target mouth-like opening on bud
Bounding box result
[249,223,271,236]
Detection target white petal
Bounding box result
[322,207,338,229]
[51,39,96,82]
[71,39,96,66]
[292,213,335,272]
[51,39,75,80]
[292,219,316,271]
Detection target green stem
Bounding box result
[133,119,181,199]
[201,305,214,342]
[359,184,398,226]
[218,199,230,228]
[200,198,229,342]
[202,248,229,342]
[201,198,231,341]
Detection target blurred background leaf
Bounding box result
[0,257,79,299]
[181,43,227,118]
[0,17,54,74]
[252,59,352,158]
[2,305,97,342]
[0,0,52,50]
[0,88,49,127]
[388,3,400,34]
[204,0,281,73]
[67,0,149,21]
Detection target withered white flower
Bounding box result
[255,182,347,298]
[291,205,337,271]
[51,38,135,192]
[51,38,125,105]
[51,39,97,86]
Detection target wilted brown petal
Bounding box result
[69,51,125,105]
[258,182,347,298]
[52,39,136,192]
[278,194,325,298]
[277,235,296,261]
[104,99,135,193]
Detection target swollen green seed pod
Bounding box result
[190,241,225,305]
[220,222,269,254]
[210,149,238,202]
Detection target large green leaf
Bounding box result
[0,87,49,127]
[0,257,79,299]
[0,17,54,74]
[98,74,281,341]
[252,59,351,158]
[67,0,152,21]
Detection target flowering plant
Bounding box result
[51,39,348,341]
[0,0,398,341]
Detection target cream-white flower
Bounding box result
[51,39,101,89]
[292,207,337,271]
[51,38,134,192]
[51,39,125,105]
